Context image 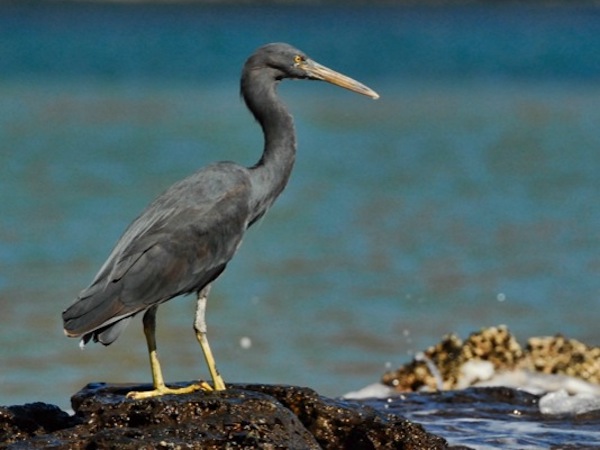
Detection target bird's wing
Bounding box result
[63,164,252,337]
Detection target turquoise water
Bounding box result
[1,3,599,425]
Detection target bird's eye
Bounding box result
[294,55,303,65]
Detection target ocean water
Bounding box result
[1,3,600,446]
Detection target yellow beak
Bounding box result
[301,59,379,100]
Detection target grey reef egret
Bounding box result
[63,43,379,399]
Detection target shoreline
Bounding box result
[2,326,599,448]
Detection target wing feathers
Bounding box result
[63,163,253,345]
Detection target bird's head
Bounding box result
[244,43,379,99]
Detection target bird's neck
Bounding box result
[244,74,297,223]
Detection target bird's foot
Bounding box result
[126,380,215,400]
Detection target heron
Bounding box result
[62,42,379,399]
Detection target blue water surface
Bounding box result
[0,5,599,431]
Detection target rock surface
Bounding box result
[382,325,600,392]
[0,382,449,449]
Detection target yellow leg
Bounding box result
[194,285,226,391]
[126,305,212,400]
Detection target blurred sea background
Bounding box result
[1,1,599,421]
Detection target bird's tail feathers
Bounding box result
[62,282,138,346]
[78,316,133,348]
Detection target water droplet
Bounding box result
[240,336,252,349]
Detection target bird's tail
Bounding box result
[62,281,138,346]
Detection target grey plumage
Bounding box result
[62,43,378,394]
[64,163,251,344]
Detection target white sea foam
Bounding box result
[472,369,600,395]
[343,382,396,400]
[539,389,600,415]
[345,364,600,416]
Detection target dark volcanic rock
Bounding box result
[71,382,320,449]
[244,384,445,449]
[0,382,448,449]
[0,402,79,445]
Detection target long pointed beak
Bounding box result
[302,59,379,100]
